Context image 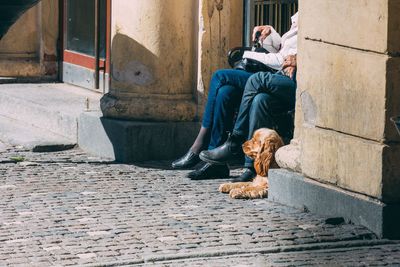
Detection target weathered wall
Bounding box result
[0,0,58,77]
[40,0,59,76]
[196,0,243,117]
[296,0,400,203]
[101,0,243,122]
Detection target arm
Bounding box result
[242,51,284,70]
[243,26,296,70]
[252,25,282,52]
[282,55,297,79]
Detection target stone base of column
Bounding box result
[78,111,200,162]
[100,93,197,122]
[268,169,400,239]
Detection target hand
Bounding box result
[284,66,296,79]
[252,25,272,42]
[282,55,297,69]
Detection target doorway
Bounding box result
[61,0,111,93]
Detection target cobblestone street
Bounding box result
[0,145,399,266]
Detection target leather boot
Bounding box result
[231,167,256,182]
[199,133,244,165]
[187,162,230,180]
[171,149,200,169]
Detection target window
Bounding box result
[244,0,298,45]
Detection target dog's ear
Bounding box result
[254,134,284,176]
[242,139,257,159]
[242,139,252,156]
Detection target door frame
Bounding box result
[60,0,111,93]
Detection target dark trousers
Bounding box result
[202,69,253,150]
[232,72,297,167]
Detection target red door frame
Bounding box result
[61,0,111,74]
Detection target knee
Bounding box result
[215,86,236,105]
[212,69,224,79]
[246,72,268,89]
[212,69,230,82]
[251,93,271,110]
[246,74,261,88]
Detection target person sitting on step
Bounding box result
[198,54,297,181]
[171,12,298,181]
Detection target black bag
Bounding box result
[228,47,276,73]
[227,31,277,73]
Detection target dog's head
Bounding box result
[242,128,284,177]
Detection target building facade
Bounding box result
[0,0,399,238]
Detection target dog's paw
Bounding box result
[219,182,251,193]
[219,183,234,193]
[229,188,246,198]
[229,187,268,199]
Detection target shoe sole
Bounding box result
[199,154,229,165]
[199,154,244,166]
[171,162,200,170]
[171,158,201,169]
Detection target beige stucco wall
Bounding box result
[101,0,243,122]
[197,0,243,114]
[0,0,58,77]
[295,0,400,202]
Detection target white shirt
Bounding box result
[243,12,298,70]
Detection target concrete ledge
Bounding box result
[78,111,200,162]
[0,83,101,142]
[0,114,76,152]
[268,169,400,239]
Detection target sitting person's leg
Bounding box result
[199,72,296,166]
[233,71,296,138]
[207,84,243,150]
[232,93,278,181]
[237,93,289,181]
[172,69,252,169]
[188,85,243,180]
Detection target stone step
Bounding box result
[0,114,76,152]
[0,83,101,142]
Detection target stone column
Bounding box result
[0,4,40,76]
[101,0,197,122]
[271,0,400,238]
[0,0,58,78]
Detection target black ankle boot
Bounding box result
[231,167,256,182]
[171,150,200,169]
[199,133,245,165]
[187,162,230,180]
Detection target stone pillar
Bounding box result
[101,0,197,122]
[271,0,400,238]
[0,4,40,76]
[0,0,58,78]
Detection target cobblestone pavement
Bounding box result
[0,146,399,266]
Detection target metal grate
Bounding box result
[244,0,298,45]
[253,0,298,35]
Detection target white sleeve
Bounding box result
[262,27,281,52]
[242,51,284,70]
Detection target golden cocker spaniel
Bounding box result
[219,128,284,199]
